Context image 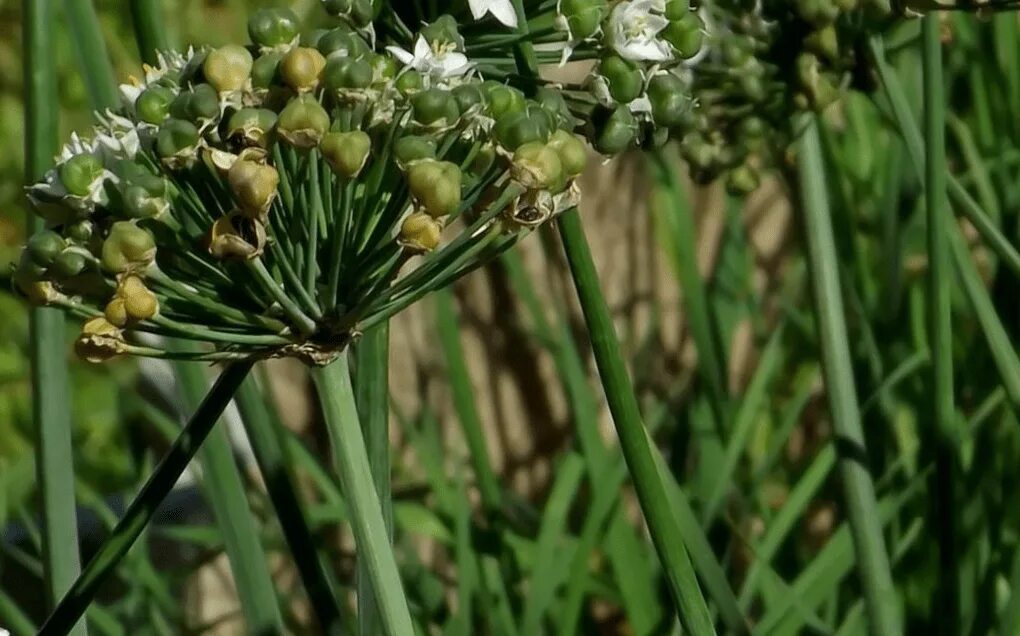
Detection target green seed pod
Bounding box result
[452,84,484,114]
[251,51,283,89]
[598,55,644,104]
[301,28,329,49]
[805,25,839,61]
[394,135,437,165]
[248,8,299,48]
[280,47,327,92]
[559,0,608,41]
[320,130,372,179]
[65,220,93,243]
[535,86,575,129]
[122,184,168,219]
[322,56,374,91]
[323,0,374,26]
[135,85,175,125]
[208,212,267,260]
[228,159,280,217]
[12,261,57,305]
[50,250,87,278]
[662,15,704,60]
[796,0,839,25]
[647,73,690,128]
[394,70,424,95]
[369,53,398,85]
[156,119,201,168]
[318,28,371,59]
[483,82,526,120]
[26,230,66,267]
[421,15,465,50]
[227,108,278,147]
[494,111,547,151]
[170,84,219,123]
[512,141,566,193]
[407,159,462,218]
[726,163,760,196]
[277,95,330,148]
[664,0,690,20]
[59,154,105,197]
[101,221,156,273]
[593,106,638,155]
[547,130,588,178]
[204,44,254,93]
[412,88,461,127]
[399,212,442,252]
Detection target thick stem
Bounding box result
[311,354,414,636]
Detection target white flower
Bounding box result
[468,0,518,27]
[118,48,191,105]
[95,111,142,159]
[386,36,472,81]
[605,0,673,63]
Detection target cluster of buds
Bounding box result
[14,6,591,364]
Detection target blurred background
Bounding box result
[5,1,1020,634]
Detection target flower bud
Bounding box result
[280,47,327,92]
[512,142,566,193]
[248,8,299,48]
[278,95,330,148]
[593,106,638,155]
[369,53,398,85]
[412,88,461,127]
[135,85,175,125]
[251,51,283,89]
[156,119,201,169]
[50,251,87,278]
[318,28,371,59]
[122,180,170,219]
[394,70,424,95]
[558,0,608,41]
[227,108,278,147]
[394,136,437,165]
[598,55,644,104]
[209,212,267,260]
[101,221,156,273]
[399,212,442,252]
[547,130,588,178]
[26,230,67,267]
[451,84,484,114]
[204,44,254,93]
[483,82,526,120]
[796,0,839,25]
[75,317,124,363]
[322,56,374,91]
[647,73,690,128]
[320,131,372,179]
[169,83,220,123]
[59,154,105,197]
[229,159,279,217]
[406,159,461,218]
[805,25,839,61]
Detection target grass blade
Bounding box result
[795,115,900,636]
[312,355,414,636]
[61,0,119,111]
[38,361,254,635]
[24,0,86,632]
[353,323,393,634]
[172,359,285,634]
[921,18,961,631]
[556,209,716,636]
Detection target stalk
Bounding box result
[795,116,900,636]
[61,0,119,110]
[556,210,716,636]
[39,362,255,635]
[130,0,170,65]
[353,323,394,634]
[24,0,86,633]
[311,354,414,636]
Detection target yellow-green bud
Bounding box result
[399,212,442,252]
[203,44,254,93]
[546,130,588,178]
[406,160,461,218]
[512,142,566,193]
[280,47,326,92]
[278,95,330,148]
[320,131,372,179]
[101,221,156,273]
[228,159,279,217]
[104,298,129,328]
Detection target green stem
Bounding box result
[25,0,85,632]
[311,355,414,636]
[555,209,716,636]
[795,115,901,636]
[61,0,119,110]
[39,362,254,635]
[353,323,393,634]
[172,356,285,634]
[129,0,169,65]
